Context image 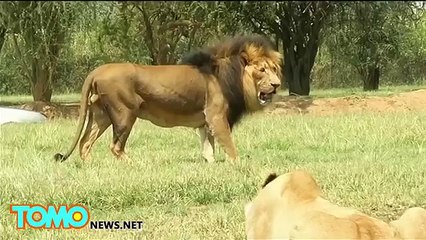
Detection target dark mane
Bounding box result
[179,49,215,75]
[180,34,278,129]
[209,34,277,60]
[262,173,279,188]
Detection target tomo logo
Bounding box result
[10,204,90,230]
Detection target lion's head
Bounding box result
[181,34,283,128]
[209,35,283,108]
[241,42,283,106]
[244,171,323,239]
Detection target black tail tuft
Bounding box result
[54,153,67,162]
[262,173,279,188]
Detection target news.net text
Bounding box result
[90,220,144,230]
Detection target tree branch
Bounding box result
[12,34,31,82]
[135,4,157,64]
[159,19,193,33]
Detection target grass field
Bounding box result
[0,91,425,239]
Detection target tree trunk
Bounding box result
[31,61,52,102]
[362,65,380,91]
[284,59,311,96]
[282,42,315,96]
[0,27,6,54]
[32,78,52,102]
[156,36,171,65]
[278,2,324,96]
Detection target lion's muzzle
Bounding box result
[258,83,280,105]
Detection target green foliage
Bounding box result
[311,44,362,89]
[0,34,28,94]
[0,1,78,101]
[384,11,426,85]
[117,1,229,65]
[0,2,424,97]
[319,1,425,90]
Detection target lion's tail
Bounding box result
[53,73,94,162]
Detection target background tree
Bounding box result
[325,1,424,91]
[228,1,333,96]
[0,1,424,101]
[0,1,76,102]
[106,1,224,65]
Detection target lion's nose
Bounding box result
[271,83,280,89]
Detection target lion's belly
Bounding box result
[138,105,206,128]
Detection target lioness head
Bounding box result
[244,170,321,239]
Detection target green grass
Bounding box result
[0,93,81,106]
[0,109,425,239]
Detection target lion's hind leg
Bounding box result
[79,103,111,161]
[108,109,137,161]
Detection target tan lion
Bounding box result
[245,170,426,239]
[54,35,283,163]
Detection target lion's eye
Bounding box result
[259,67,266,72]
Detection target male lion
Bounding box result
[54,34,283,163]
[245,170,426,239]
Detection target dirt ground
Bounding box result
[17,89,426,120]
[266,89,426,116]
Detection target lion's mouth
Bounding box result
[258,90,276,105]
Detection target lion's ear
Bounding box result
[262,173,279,188]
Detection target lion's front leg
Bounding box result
[204,78,240,164]
[205,114,239,164]
[198,126,215,163]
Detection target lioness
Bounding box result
[54,35,282,163]
[245,170,426,239]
